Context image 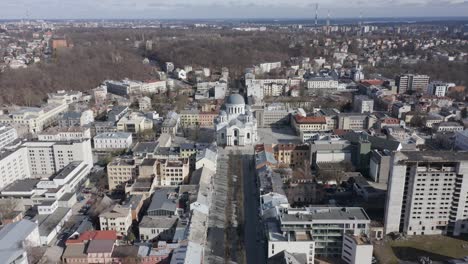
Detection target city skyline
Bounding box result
[2,0,468,19]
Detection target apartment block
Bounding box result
[427,82,453,97]
[179,109,200,128]
[0,125,17,149]
[22,139,93,178]
[396,74,430,94]
[384,151,468,236]
[341,232,373,264]
[291,115,328,135]
[369,150,392,184]
[99,204,132,237]
[93,132,133,151]
[0,145,31,190]
[107,157,138,191]
[353,95,374,114]
[37,126,91,141]
[337,113,375,130]
[269,207,370,260]
[255,104,293,128]
[117,112,153,134]
[159,158,190,186]
[0,102,69,133]
[58,110,94,127]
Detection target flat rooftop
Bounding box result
[282,207,370,222]
[1,179,40,193]
[345,232,372,245]
[50,161,82,180]
[401,151,468,162]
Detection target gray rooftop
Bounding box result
[401,151,468,162]
[0,219,38,250]
[61,111,81,119]
[94,132,132,139]
[139,215,178,229]
[282,207,370,222]
[1,179,40,193]
[87,239,115,253]
[37,207,72,236]
[147,188,178,214]
[133,142,159,155]
[50,161,82,180]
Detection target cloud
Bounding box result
[0,0,467,18]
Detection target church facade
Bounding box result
[215,94,258,146]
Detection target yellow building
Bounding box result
[107,158,138,191]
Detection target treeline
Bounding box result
[145,31,321,77]
[0,41,152,105]
[368,61,468,86]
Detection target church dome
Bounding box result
[226,94,245,105]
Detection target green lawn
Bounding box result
[374,235,468,264]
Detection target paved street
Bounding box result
[241,149,267,264]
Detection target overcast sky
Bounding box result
[1,0,468,19]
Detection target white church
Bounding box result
[215,94,258,146]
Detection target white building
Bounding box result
[268,206,371,262]
[0,145,31,191]
[434,122,464,132]
[160,158,190,186]
[0,102,69,133]
[307,77,339,90]
[37,126,91,141]
[47,90,82,105]
[0,125,17,149]
[22,139,93,178]
[427,82,455,97]
[1,161,89,211]
[215,94,258,146]
[139,96,152,111]
[195,148,217,172]
[353,95,374,114]
[455,130,468,151]
[58,110,94,127]
[384,151,468,236]
[94,132,133,151]
[117,112,153,134]
[99,204,133,237]
[0,219,40,264]
[258,62,282,73]
[162,112,180,136]
[341,233,373,264]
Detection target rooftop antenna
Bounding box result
[315,3,319,27]
[359,11,363,28]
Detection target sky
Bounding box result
[1,0,468,19]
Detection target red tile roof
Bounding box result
[66,230,117,245]
[360,80,384,86]
[293,115,327,124]
[382,118,400,124]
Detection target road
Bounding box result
[241,149,267,264]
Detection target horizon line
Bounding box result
[2,16,468,21]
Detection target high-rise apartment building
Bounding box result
[0,125,18,149]
[0,145,31,190]
[395,74,430,94]
[385,151,468,236]
[22,139,93,178]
